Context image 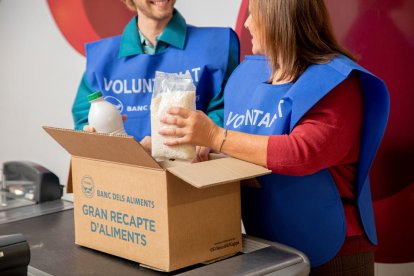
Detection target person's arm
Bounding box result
[266,75,363,175]
[159,75,363,170]
[159,108,268,166]
[72,73,94,130]
[194,30,239,162]
[205,30,240,127]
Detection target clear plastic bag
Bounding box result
[151,71,196,160]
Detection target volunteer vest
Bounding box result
[85,27,232,141]
[224,55,389,267]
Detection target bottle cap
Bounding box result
[87,91,103,102]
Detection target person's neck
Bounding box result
[137,14,172,46]
[271,71,293,85]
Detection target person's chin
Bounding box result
[149,0,174,11]
[151,5,174,18]
[152,11,173,20]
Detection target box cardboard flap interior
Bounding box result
[43,126,161,169]
[166,157,271,188]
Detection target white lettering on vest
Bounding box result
[226,112,237,126]
[253,109,263,125]
[226,100,285,129]
[191,67,201,82]
[104,78,113,91]
[103,66,201,94]
[278,100,284,118]
[113,80,123,94]
[127,105,148,112]
[234,115,245,128]
[257,113,270,127]
[177,67,201,83]
[245,109,254,125]
[103,77,155,94]
[123,80,132,94]
[143,79,152,93]
[131,78,141,93]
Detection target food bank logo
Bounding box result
[104,96,124,112]
[81,175,95,198]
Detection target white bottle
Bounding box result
[87,92,126,135]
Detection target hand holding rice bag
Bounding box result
[151,71,196,160]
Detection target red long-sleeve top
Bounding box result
[267,74,374,255]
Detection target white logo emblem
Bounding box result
[104,96,124,112]
[81,175,94,198]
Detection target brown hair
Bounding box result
[121,0,136,12]
[249,0,355,82]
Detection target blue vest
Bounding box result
[85,27,233,141]
[224,55,389,267]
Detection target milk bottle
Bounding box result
[87,92,126,135]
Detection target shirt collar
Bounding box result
[119,9,187,58]
[139,30,152,46]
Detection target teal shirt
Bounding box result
[138,30,165,55]
[72,10,239,130]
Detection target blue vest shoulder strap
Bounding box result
[285,55,390,244]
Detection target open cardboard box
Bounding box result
[43,127,271,272]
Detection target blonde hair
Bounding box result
[121,0,136,12]
[249,0,355,82]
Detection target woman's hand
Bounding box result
[193,146,211,163]
[160,107,268,167]
[159,107,223,151]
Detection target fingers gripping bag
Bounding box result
[151,71,196,161]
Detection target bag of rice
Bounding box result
[151,71,196,160]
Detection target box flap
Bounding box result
[166,157,271,188]
[43,126,162,170]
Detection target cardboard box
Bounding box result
[43,127,270,272]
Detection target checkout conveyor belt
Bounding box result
[0,199,73,225]
[0,202,310,276]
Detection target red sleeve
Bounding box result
[266,74,364,176]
